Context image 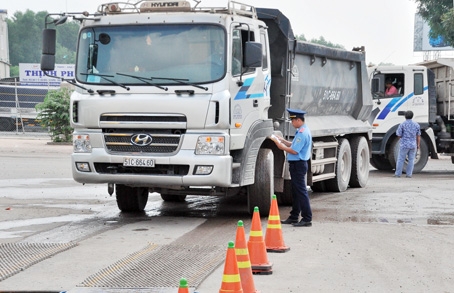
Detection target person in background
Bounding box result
[272,108,313,227]
[394,110,421,178]
[385,79,398,96]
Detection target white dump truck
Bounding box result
[41,0,373,215]
[369,59,454,173]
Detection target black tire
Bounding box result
[349,136,370,188]
[0,118,16,132]
[310,181,327,192]
[325,138,352,192]
[247,148,274,216]
[276,179,292,205]
[116,184,149,212]
[389,137,429,173]
[160,194,187,202]
[370,154,393,170]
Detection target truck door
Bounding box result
[371,72,406,132]
[229,25,271,148]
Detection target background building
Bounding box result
[0,9,10,79]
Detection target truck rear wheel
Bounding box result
[247,148,274,216]
[349,136,369,188]
[160,194,187,202]
[370,154,393,170]
[326,138,352,192]
[389,137,429,173]
[116,184,149,212]
[310,181,327,192]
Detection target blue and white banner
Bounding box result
[19,63,75,86]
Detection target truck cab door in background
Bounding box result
[371,72,406,131]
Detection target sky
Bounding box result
[3,0,451,66]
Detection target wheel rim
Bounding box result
[360,145,369,173]
[341,150,350,181]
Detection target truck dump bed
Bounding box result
[257,8,372,137]
[420,59,454,121]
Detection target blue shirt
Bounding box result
[396,119,421,149]
[288,125,312,161]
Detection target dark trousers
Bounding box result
[289,160,312,222]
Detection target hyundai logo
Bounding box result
[131,134,153,146]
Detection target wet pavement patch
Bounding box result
[427,217,454,225]
[0,242,78,281]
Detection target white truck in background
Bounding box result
[40,0,373,215]
[369,59,454,172]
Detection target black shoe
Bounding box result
[281,217,298,224]
[292,220,312,227]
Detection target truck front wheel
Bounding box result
[116,184,149,212]
[389,137,429,173]
[247,148,274,216]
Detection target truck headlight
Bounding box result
[195,136,225,155]
[73,134,92,153]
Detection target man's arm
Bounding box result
[276,142,298,155]
[273,137,297,154]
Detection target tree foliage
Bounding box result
[6,10,79,69]
[6,9,347,72]
[295,34,307,42]
[309,36,345,50]
[35,87,73,142]
[415,0,454,46]
[295,34,345,49]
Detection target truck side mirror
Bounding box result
[244,41,262,68]
[41,29,57,71]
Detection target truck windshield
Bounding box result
[76,24,226,86]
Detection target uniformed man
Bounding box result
[273,108,313,227]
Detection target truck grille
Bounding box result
[100,114,187,154]
[104,133,181,153]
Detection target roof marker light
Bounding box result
[107,3,121,13]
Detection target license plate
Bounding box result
[123,157,155,167]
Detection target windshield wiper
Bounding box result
[65,78,95,94]
[116,73,168,91]
[81,73,130,91]
[149,76,208,91]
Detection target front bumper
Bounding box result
[72,147,233,187]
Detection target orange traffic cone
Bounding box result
[235,220,260,293]
[178,278,189,293]
[247,207,272,275]
[219,241,243,293]
[265,194,290,253]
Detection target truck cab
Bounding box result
[369,65,442,172]
[41,0,373,215]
